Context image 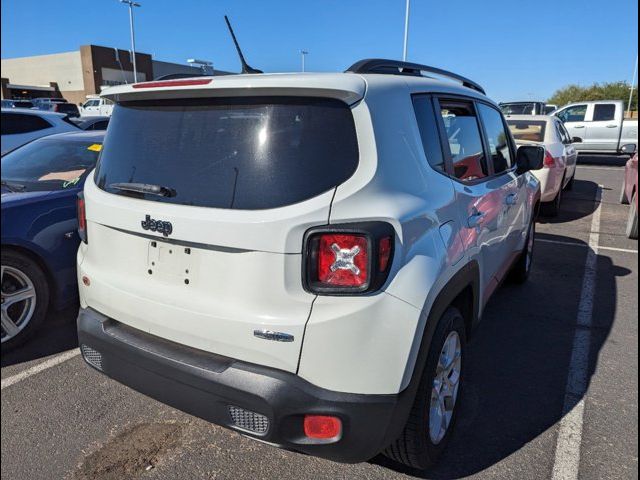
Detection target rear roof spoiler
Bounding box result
[346,58,486,95]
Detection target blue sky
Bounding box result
[1,0,638,101]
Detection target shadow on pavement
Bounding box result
[538,179,603,225]
[1,304,78,367]
[372,230,630,478]
[577,154,629,167]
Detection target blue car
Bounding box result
[1,131,104,349]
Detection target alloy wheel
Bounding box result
[1,265,37,343]
[429,330,462,444]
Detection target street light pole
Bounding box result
[300,50,308,72]
[402,0,410,61]
[120,0,141,83]
[628,54,638,118]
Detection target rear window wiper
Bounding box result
[1,180,26,192]
[109,182,176,198]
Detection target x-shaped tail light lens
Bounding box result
[317,234,369,287]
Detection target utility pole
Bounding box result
[301,50,308,72]
[120,0,141,83]
[402,0,410,61]
[628,54,638,118]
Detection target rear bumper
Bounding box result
[77,307,407,463]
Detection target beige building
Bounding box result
[1,44,229,104]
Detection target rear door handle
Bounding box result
[506,193,519,206]
[574,125,585,129]
[467,211,486,228]
[606,125,617,128]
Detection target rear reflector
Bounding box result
[131,78,213,89]
[303,415,342,440]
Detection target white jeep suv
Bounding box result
[76,60,543,470]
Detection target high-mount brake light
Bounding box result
[131,78,213,89]
[77,193,87,243]
[303,222,394,295]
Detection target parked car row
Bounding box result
[502,99,638,155]
[0,59,636,473]
[1,108,110,154]
[507,115,578,216]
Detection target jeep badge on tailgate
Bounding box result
[141,215,173,237]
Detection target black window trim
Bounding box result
[431,93,515,186]
[474,99,517,178]
[409,93,449,178]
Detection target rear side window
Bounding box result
[437,100,488,182]
[412,96,445,172]
[593,104,616,122]
[0,113,52,135]
[95,97,359,210]
[478,104,512,174]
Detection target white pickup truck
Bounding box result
[552,100,638,154]
[79,97,114,117]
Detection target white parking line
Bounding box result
[0,348,80,390]
[536,238,638,254]
[551,185,602,480]
[576,166,623,171]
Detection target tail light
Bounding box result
[544,150,556,168]
[77,192,88,243]
[303,222,394,295]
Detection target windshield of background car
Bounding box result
[1,137,102,191]
[500,103,536,115]
[95,97,359,210]
[507,120,547,142]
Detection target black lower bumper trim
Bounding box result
[77,307,409,463]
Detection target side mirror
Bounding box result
[516,145,545,174]
[621,144,637,155]
[572,137,583,143]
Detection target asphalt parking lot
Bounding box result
[1,156,637,480]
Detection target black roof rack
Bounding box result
[345,58,486,95]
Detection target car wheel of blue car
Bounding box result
[1,251,49,350]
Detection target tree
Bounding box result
[548,81,638,111]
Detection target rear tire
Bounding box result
[510,220,535,284]
[620,184,630,205]
[626,194,638,239]
[541,180,563,217]
[383,307,466,471]
[565,172,575,191]
[1,251,49,350]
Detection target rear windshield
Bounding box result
[55,104,79,114]
[507,120,547,142]
[95,97,359,210]
[500,103,538,115]
[1,136,102,192]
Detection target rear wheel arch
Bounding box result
[380,261,479,457]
